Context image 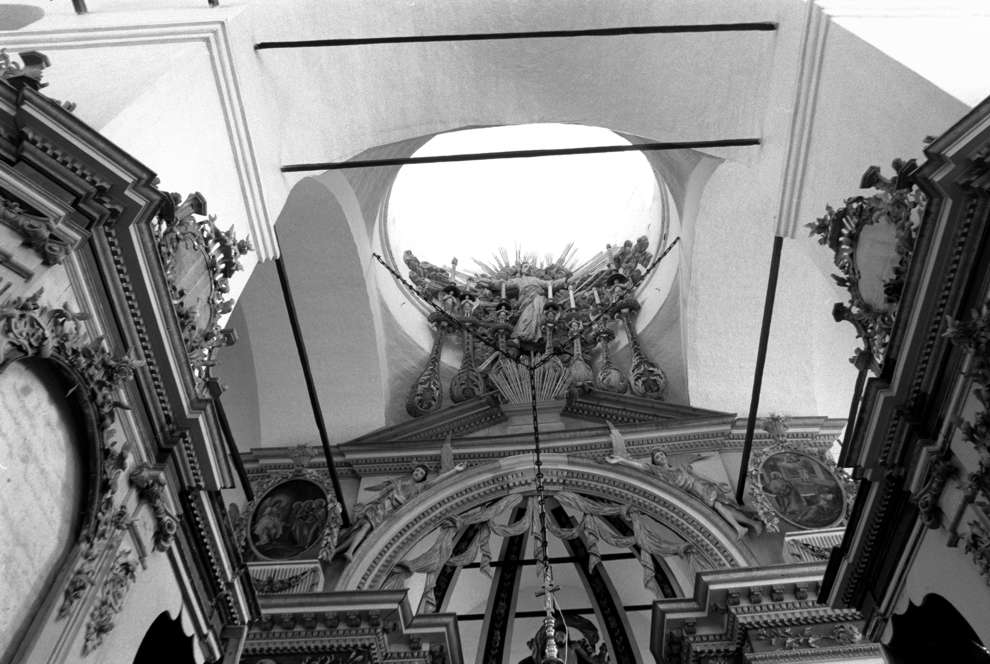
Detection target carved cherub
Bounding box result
[336,435,465,561]
[603,422,763,539]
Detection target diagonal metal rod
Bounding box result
[735,235,783,505]
[283,139,760,173]
[255,22,776,50]
[274,240,350,527]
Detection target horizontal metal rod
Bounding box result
[255,22,777,50]
[282,138,761,173]
[458,604,654,621]
[459,551,636,570]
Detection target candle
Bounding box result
[547,281,553,299]
[568,288,576,309]
[593,288,601,305]
[501,282,506,299]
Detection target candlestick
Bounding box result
[568,288,576,309]
[501,282,506,299]
[593,288,601,305]
[547,281,553,299]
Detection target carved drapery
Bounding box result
[338,456,753,593]
[807,159,925,373]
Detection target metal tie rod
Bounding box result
[282,138,761,173]
[256,22,776,49]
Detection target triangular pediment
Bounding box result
[344,389,735,445]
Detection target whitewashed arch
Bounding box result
[337,454,756,591]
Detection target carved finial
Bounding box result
[761,414,789,444]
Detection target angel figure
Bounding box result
[603,422,763,539]
[336,437,465,561]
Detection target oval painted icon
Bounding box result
[758,451,844,529]
[249,479,328,559]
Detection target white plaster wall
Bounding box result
[0,361,84,663]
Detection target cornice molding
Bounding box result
[0,19,275,259]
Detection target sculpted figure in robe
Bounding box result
[336,445,465,561]
[479,262,567,343]
[603,422,764,539]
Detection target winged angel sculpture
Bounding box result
[604,422,764,539]
[335,437,465,561]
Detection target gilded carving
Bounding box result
[152,192,251,395]
[807,159,925,373]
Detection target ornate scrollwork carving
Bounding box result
[964,515,990,585]
[406,313,448,416]
[152,192,252,396]
[808,159,925,373]
[0,194,73,265]
[915,456,958,529]
[82,549,138,655]
[129,463,179,552]
[615,300,666,399]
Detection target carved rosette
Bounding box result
[152,192,251,396]
[807,159,925,373]
[406,312,449,417]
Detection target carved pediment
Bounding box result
[349,389,735,446]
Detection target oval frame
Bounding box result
[757,449,846,530]
[246,475,336,562]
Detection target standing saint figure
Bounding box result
[480,262,567,343]
[336,459,465,561]
[604,422,763,539]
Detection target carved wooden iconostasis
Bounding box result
[0,64,256,664]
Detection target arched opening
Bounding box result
[886,593,990,664]
[132,612,195,664]
[0,358,87,662]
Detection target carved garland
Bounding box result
[234,461,342,564]
[151,192,251,396]
[0,292,142,634]
[747,418,855,533]
[807,159,925,373]
[943,301,990,580]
